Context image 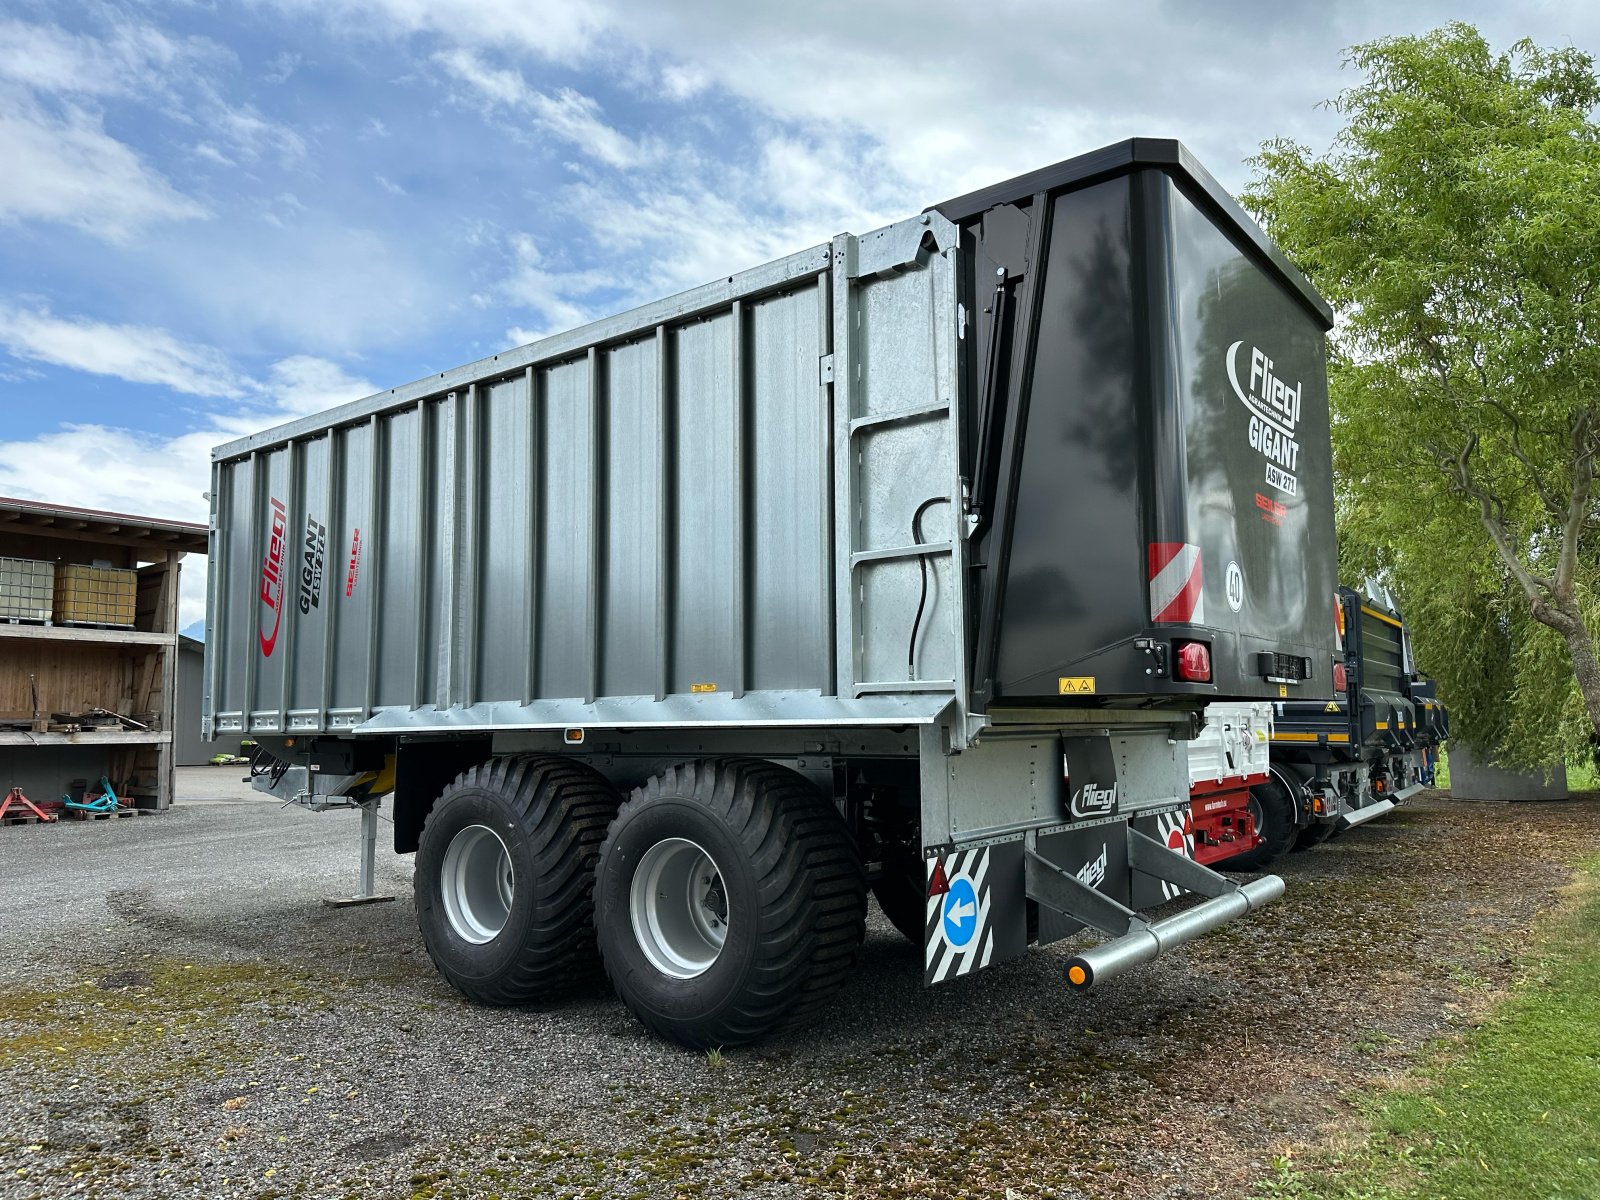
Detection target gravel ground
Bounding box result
[0,774,1596,1199]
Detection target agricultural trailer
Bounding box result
[207,139,1338,1046]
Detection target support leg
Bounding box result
[323,800,396,908]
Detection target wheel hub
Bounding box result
[441,824,514,944]
[630,837,729,979]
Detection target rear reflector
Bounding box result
[1175,640,1212,683]
[1333,662,1348,693]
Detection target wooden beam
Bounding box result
[0,624,176,646]
[0,730,171,747]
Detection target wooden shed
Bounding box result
[0,497,209,811]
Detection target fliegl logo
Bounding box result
[258,497,288,657]
[1075,844,1109,890]
[1225,340,1301,497]
[1070,781,1118,820]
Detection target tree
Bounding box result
[1246,23,1600,767]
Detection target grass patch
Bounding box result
[1261,855,1600,1199]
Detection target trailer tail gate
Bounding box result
[936,141,1338,705]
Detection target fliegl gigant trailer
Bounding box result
[206,139,1338,1047]
[1220,585,1449,869]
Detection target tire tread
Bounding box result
[416,755,621,1006]
[596,758,866,1047]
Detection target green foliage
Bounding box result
[1246,23,1600,768]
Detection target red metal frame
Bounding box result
[0,787,55,822]
[1187,773,1264,866]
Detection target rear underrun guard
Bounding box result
[1340,796,1399,828]
[1025,827,1285,989]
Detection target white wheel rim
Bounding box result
[629,837,728,979]
[441,824,514,944]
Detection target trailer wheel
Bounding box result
[1216,779,1297,872]
[415,755,621,1005]
[871,843,927,945]
[1293,820,1336,851]
[594,759,866,1048]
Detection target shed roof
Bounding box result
[0,496,209,553]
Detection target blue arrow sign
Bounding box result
[942,877,978,948]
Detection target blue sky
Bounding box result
[2,0,1598,629]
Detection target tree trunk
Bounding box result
[1532,596,1600,765]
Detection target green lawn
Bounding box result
[1258,856,1600,1199]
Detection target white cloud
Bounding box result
[125,217,433,355]
[0,15,306,240]
[206,102,307,166]
[0,348,375,628]
[263,50,301,85]
[434,48,661,169]
[258,356,376,419]
[0,304,245,397]
[0,91,210,241]
[488,233,613,338]
[193,142,235,167]
[265,0,609,67]
[0,17,187,99]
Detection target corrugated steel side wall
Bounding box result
[207,214,965,736]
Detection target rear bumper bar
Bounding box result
[1340,797,1396,828]
[1025,826,1286,991]
[1064,874,1284,988]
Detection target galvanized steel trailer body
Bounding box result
[207,139,1338,1027]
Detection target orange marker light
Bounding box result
[1068,964,1088,987]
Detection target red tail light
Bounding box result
[1175,640,1212,683]
[1333,662,1348,693]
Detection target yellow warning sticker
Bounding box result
[690,682,718,694]
[1279,684,1289,698]
[1325,702,1341,713]
[1058,676,1096,695]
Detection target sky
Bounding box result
[2,0,1598,633]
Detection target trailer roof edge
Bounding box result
[211,240,835,462]
[930,137,1333,329]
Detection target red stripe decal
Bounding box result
[1152,552,1204,623]
[1147,542,1185,578]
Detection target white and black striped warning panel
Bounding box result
[1131,807,1197,910]
[922,842,1026,986]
